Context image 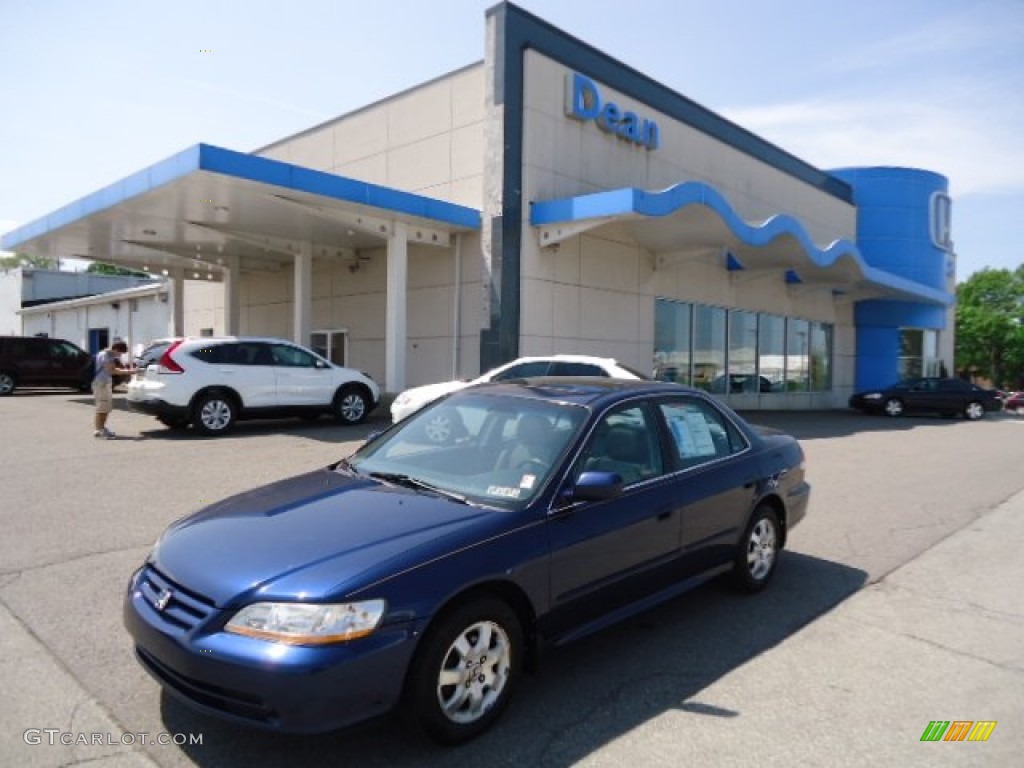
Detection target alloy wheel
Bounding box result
[200,399,233,431]
[746,517,778,582]
[884,398,904,417]
[436,619,513,725]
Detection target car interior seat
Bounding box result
[584,425,647,485]
[497,413,554,470]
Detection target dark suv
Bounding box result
[0,336,94,395]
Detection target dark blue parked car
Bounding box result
[124,378,809,743]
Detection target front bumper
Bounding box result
[847,396,883,412]
[123,565,420,733]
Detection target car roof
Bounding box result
[465,376,698,407]
[504,354,618,364]
[176,336,303,345]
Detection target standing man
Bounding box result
[93,338,137,439]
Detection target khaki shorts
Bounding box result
[92,381,114,414]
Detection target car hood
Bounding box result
[150,469,495,606]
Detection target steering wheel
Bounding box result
[516,458,549,474]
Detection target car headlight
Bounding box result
[863,393,883,400]
[225,599,386,645]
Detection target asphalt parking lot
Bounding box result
[1,390,1022,767]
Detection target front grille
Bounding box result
[137,565,216,633]
[136,647,277,723]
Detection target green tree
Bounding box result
[85,261,150,278]
[955,266,1024,388]
[0,252,55,270]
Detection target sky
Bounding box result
[1,0,1022,281]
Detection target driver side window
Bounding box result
[576,404,663,486]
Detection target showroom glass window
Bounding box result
[654,299,692,384]
[727,310,758,390]
[786,319,810,392]
[693,305,726,391]
[810,322,832,391]
[653,299,832,393]
[758,315,786,392]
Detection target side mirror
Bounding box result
[571,471,624,501]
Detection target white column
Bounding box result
[451,234,462,379]
[293,242,312,345]
[385,221,408,392]
[223,255,240,335]
[170,268,185,336]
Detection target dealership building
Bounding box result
[1,3,955,408]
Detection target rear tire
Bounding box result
[422,408,464,444]
[732,505,781,592]
[0,371,16,395]
[404,598,522,745]
[192,391,237,435]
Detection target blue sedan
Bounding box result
[124,378,809,743]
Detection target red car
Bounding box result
[1004,392,1024,414]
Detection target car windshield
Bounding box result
[348,392,588,510]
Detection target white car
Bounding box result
[390,354,646,439]
[127,337,380,435]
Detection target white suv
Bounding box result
[127,337,380,435]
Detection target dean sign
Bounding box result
[565,72,660,150]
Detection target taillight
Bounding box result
[158,341,185,374]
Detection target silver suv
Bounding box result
[126,337,380,435]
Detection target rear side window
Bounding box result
[659,398,747,469]
[549,362,607,377]
[190,344,229,364]
[491,361,551,381]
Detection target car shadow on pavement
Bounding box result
[63,394,392,444]
[134,417,389,444]
[738,409,1014,439]
[159,551,866,768]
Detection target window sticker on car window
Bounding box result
[668,412,717,458]
[486,485,522,499]
[519,474,536,490]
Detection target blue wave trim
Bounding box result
[530,181,950,305]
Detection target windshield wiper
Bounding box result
[369,472,471,505]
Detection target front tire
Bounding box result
[733,506,781,592]
[0,371,16,395]
[883,398,904,417]
[404,598,522,745]
[192,391,237,435]
[333,386,369,425]
[964,401,985,421]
